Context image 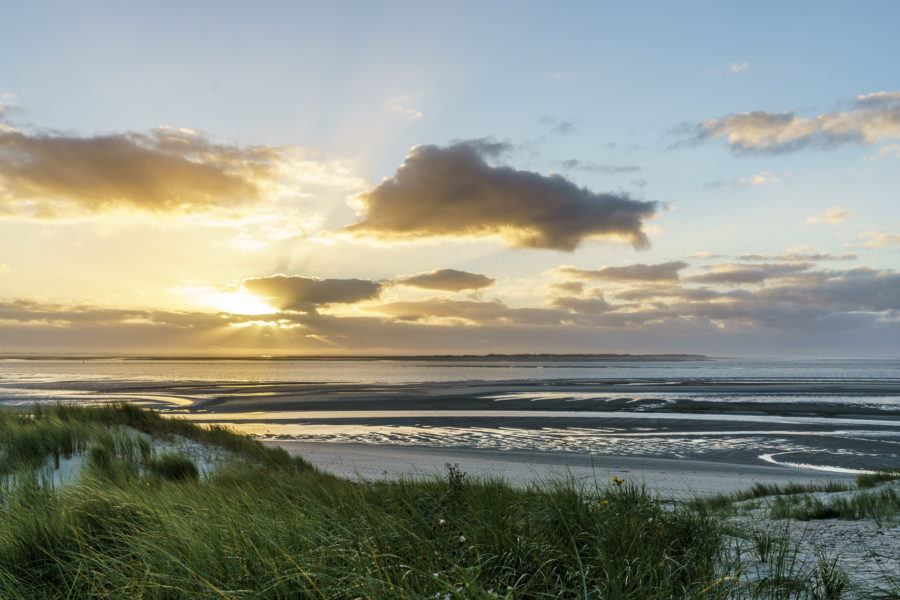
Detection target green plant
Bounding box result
[857,469,900,490]
[147,452,199,481]
[811,553,848,600]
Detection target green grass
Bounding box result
[769,486,900,524]
[857,469,900,490]
[0,404,731,599]
[146,451,200,481]
[0,472,727,599]
[689,481,854,516]
[0,403,897,599]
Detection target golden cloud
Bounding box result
[0,126,290,219]
[697,91,900,152]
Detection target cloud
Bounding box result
[693,92,900,152]
[755,267,900,312]
[0,126,291,219]
[806,206,853,224]
[3,264,900,356]
[547,281,585,295]
[370,298,566,326]
[688,262,812,284]
[611,285,751,302]
[0,299,227,330]
[395,268,495,292]
[855,91,900,108]
[557,261,688,282]
[243,275,382,311]
[706,171,781,189]
[739,252,856,261]
[559,159,641,174]
[728,62,749,74]
[689,252,723,259]
[860,230,900,249]
[869,143,900,159]
[630,178,648,189]
[548,295,611,314]
[388,95,423,120]
[540,116,576,135]
[342,140,659,251]
[741,171,780,186]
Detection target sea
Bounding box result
[1,356,899,474]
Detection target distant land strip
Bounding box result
[0,353,712,362]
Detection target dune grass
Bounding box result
[688,467,900,525]
[0,403,895,598]
[689,481,855,516]
[856,469,900,490]
[0,403,732,599]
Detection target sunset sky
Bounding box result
[2,1,899,357]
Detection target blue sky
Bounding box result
[1,1,899,356]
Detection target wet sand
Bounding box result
[265,441,859,500]
[7,371,897,478]
[160,378,900,475]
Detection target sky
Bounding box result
[1,1,899,357]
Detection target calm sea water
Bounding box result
[2,357,899,473]
[2,356,900,386]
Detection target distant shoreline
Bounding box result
[0,353,713,362]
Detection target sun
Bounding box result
[175,286,276,315]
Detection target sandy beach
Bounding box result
[266,441,859,499]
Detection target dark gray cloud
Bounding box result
[692,92,900,153]
[560,159,641,174]
[0,126,285,219]
[396,268,495,292]
[344,140,659,251]
[688,262,812,285]
[244,275,382,310]
[558,261,688,282]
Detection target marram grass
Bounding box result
[0,404,895,599]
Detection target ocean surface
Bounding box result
[1,356,899,474]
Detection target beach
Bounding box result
[264,441,859,499]
[2,356,899,497]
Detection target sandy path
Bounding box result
[265,441,857,499]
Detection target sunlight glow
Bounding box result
[229,319,303,329]
[174,286,276,315]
